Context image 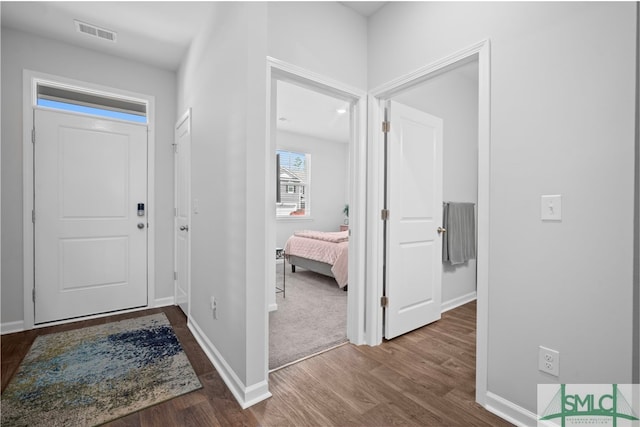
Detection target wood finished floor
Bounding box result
[1,301,512,426]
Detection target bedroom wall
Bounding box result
[0,27,177,327]
[275,130,349,248]
[176,2,269,404]
[369,1,637,416]
[394,61,479,308]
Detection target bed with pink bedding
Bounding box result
[283,230,348,288]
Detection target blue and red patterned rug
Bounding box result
[1,313,202,426]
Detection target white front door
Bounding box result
[384,101,443,339]
[174,110,191,316]
[34,109,148,324]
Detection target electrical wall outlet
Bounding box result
[539,346,559,376]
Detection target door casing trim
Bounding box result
[367,39,491,407]
[265,57,368,349]
[22,69,156,329]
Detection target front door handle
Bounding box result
[437,227,447,234]
[179,225,189,231]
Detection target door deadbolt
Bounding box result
[137,223,145,229]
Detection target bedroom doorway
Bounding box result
[368,41,490,404]
[266,59,367,371]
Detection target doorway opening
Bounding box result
[368,41,490,405]
[265,58,367,372]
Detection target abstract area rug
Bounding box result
[1,313,201,427]
[270,262,348,370]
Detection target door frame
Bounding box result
[174,108,192,318]
[367,40,491,405]
[265,57,368,345]
[22,69,156,330]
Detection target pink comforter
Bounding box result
[293,230,348,243]
[284,231,349,288]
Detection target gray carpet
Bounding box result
[270,261,348,370]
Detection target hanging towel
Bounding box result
[443,202,476,265]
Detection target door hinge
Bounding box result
[174,207,177,217]
[32,210,35,223]
[174,271,177,280]
[380,295,389,307]
[31,128,36,144]
[381,209,389,221]
[32,288,36,303]
[172,142,178,153]
[382,121,390,133]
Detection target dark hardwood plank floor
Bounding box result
[250,301,512,427]
[1,301,511,426]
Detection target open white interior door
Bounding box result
[34,109,148,324]
[174,110,191,317]
[384,101,444,339]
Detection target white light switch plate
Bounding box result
[541,195,562,221]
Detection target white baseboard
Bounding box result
[1,320,25,335]
[441,291,477,313]
[268,303,278,312]
[485,391,538,427]
[187,317,272,409]
[153,296,175,307]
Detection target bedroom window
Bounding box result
[276,149,310,217]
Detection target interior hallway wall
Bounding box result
[0,27,177,326]
[395,61,479,307]
[267,2,367,91]
[265,3,367,313]
[177,1,269,401]
[634,3,640,385]
[369,1,637,415]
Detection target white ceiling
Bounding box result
[1,2,384,72]
[277,81,351,144]
[1,2,373,143]
[1,1,214,71]
[340,2,387,17]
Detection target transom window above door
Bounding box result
[36,83,147,124]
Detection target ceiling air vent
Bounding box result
[74,20,117,42]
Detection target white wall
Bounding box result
[176,2,269,404]
[175,1,366,404]
[276,131,348,248]
[265,1,367,320]
[395,62,479,306]
[0,27,177,325]
[635,4,640,386]
[370,2,637,415]
[268,2,367,91]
